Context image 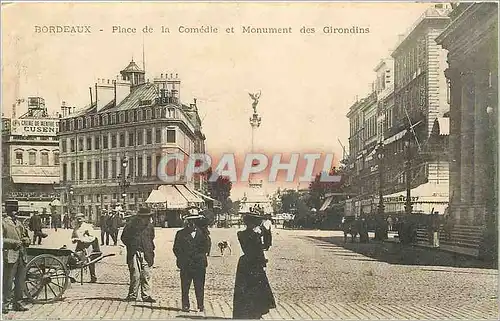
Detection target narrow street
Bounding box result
[6,227,498,320]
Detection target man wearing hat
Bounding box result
[120,208,156,303]
[2,210,31,313]
[71,213,101,283]
[173,214,211,312]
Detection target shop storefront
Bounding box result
[145,184,206,227]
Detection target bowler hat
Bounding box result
[75,213,85,218]
[137,208,152,216]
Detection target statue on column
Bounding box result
[248,90,261,114]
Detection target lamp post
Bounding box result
[68,185,74,217]
[404,137,413,217]
[375,141,386,240]
[119,156,130,210]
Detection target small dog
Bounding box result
[217,241,231,256]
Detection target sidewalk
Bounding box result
[384,234,480,258]
[6,298,498,320]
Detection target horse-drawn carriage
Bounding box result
[23,247,115,303]
[342,216,369,243]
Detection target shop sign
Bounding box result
[11,118,59,137]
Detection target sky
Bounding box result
[2,2,432,200]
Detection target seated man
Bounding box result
[71,213,101,283]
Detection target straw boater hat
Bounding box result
[183,214,205,221]
[74,213,85,218]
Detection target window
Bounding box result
[111,159,117,178]
[155,128,161,143]
[146,129,152,144]
[62,163,67,181]
[54,152,60,165]
[95,136,100,150]
[119,112,125,123]
[167,129,176,143]
[103,160,108,179]
[168,108,175,118]
[137,157,143,177]
[137,130,143,145]
[29,151,36,165]
[133,110,137,121]
[62,140,67,153]
[103,135,109,149]
[111,134,117,148]
[146,156,152,177]
[87,162,92,180]
[71,162,76,180]
[129,158,134,177]
[155,108,161,119]
[41,151,49,166]
[94,116,99,126]
[156,154,161,173]
[146,108,152,120]
[87,137,92,150]
[15,151,23,165]
[70,139,75,152]
[78,138,84,151]
[120,133,125,147]
[128,132,135,146]
[79,162,84,180]
[95,161,100,179]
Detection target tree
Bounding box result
[308,167,347,209]
[270,189,282,214]
[204,167,233,211]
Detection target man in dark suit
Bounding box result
[2,211,31,313]
[173,214,210,312]
[121,208,156,303]
[29,211,44,245]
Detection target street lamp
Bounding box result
[404,138,412,217]
[119,156,130,210]
[68,185,74,216]
[375,142,387,240]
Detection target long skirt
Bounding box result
[233,256,276,319]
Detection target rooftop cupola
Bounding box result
[120,59,145,87]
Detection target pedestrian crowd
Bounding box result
[2,207,276,319]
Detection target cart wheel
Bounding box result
[24,254,69,303]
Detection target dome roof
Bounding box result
[121,59,144,73]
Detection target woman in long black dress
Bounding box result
[233,214,276,319]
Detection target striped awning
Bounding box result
[157,185,189,209]
[176,185,204,203]
[319,196,334,211]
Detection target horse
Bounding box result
[342,219,360,243]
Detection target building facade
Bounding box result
[436,3,498,260]
[346,4,452,218]
[57,60,207,224]
[1,97,60,214]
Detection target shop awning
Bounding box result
[176,185,204,203]
[192,189,216,202]
[12,176,58,184]
[158,185,189,209]
[383,183,449,203]
[146,189,167,204]
[319,196,334,211]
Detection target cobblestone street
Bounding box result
[5,227,498,320]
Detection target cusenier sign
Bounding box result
[10,118,60,136]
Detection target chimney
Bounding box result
[96,78,116,111]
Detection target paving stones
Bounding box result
[6,228,498,320]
